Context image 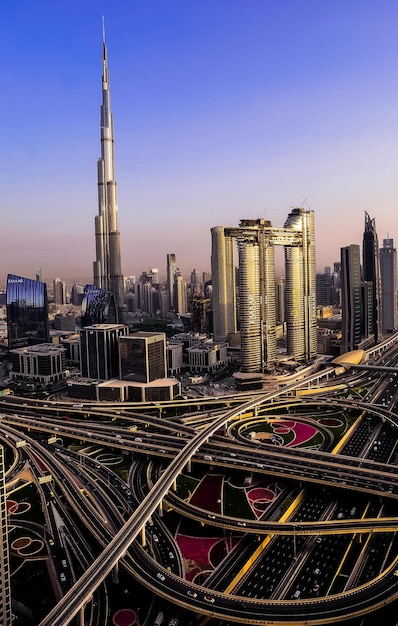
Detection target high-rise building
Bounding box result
[167,253,177,311]
[0,446,11,626]
[217,209,316,372]
[340,244,362,352]
[53,278,66,305]
[80,323,128,380]
[380,238,397,333]
[81,283,117,327]
[119,332,167,382]
[174,273,187,315]
[362,212,381,341]
[93,24,126,323]
[283,208,316,361]
[6,274,49,350]
[210,226,237,341]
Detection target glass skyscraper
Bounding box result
[6,274,49,350]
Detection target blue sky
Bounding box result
[2,1,398,286]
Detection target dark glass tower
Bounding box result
[81,283,117,327]
[362,212,381,342]
[340,245,362,352]
[93,22,126,323]
[6,274,49,350]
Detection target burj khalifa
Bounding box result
[93,22,126,322]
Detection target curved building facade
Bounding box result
[6,274,49,350]
[81,284,117,327]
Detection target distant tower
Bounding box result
[167,253,177,311]
[380,238,397,333]
[341,244,362,352]
[53,278,66,305]
[211,226,237,341]
[93,20,126,323]
[362,212,381,341]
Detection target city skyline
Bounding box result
[2,2,398,285]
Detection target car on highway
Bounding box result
[60,573,66,582]
[204,595,215,603]
[187,590,197,598]
[156,572,165,581]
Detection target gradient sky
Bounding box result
[2,1,398,287]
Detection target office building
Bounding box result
[9,344,67,389]
[119,332,167,383]
[167,253,177,311]
[210,226,237,341]
[0,446,11,626]
[362,212,381,341]
[80,323,128,380]
[6,274,49,350]
[92,25,126,323]
[380,238,397,333]
[340,244,362,352]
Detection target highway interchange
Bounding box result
[1,337,398,625]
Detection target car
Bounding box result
[169,551,174,559]
[337,512,343,519]
[62,559,67,568]
[156,572,165,581]
[204,596,215,603]
[60,573,66,582]
[316,537,322,543]
[49,538,54,546]
[314,568,321,575]
[208,514,216,520]
[293,590,301,599]
[153,535,159,543]
[187,590,197,598]
[238,521,247,527]
[313,583,320,592]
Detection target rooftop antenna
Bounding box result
[102,15,106,43]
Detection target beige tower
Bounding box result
[211,226,237,341]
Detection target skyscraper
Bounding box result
[93,22,125,323]
[284,208,316,361]
[362,212,381,341]
[210,226,237,341]
[380,238,397,333]
[216,209,316,373]
[340,244,362,352]
[167,253,177,311]
[6,274,49,350]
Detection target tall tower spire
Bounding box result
[93,18,126,322]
